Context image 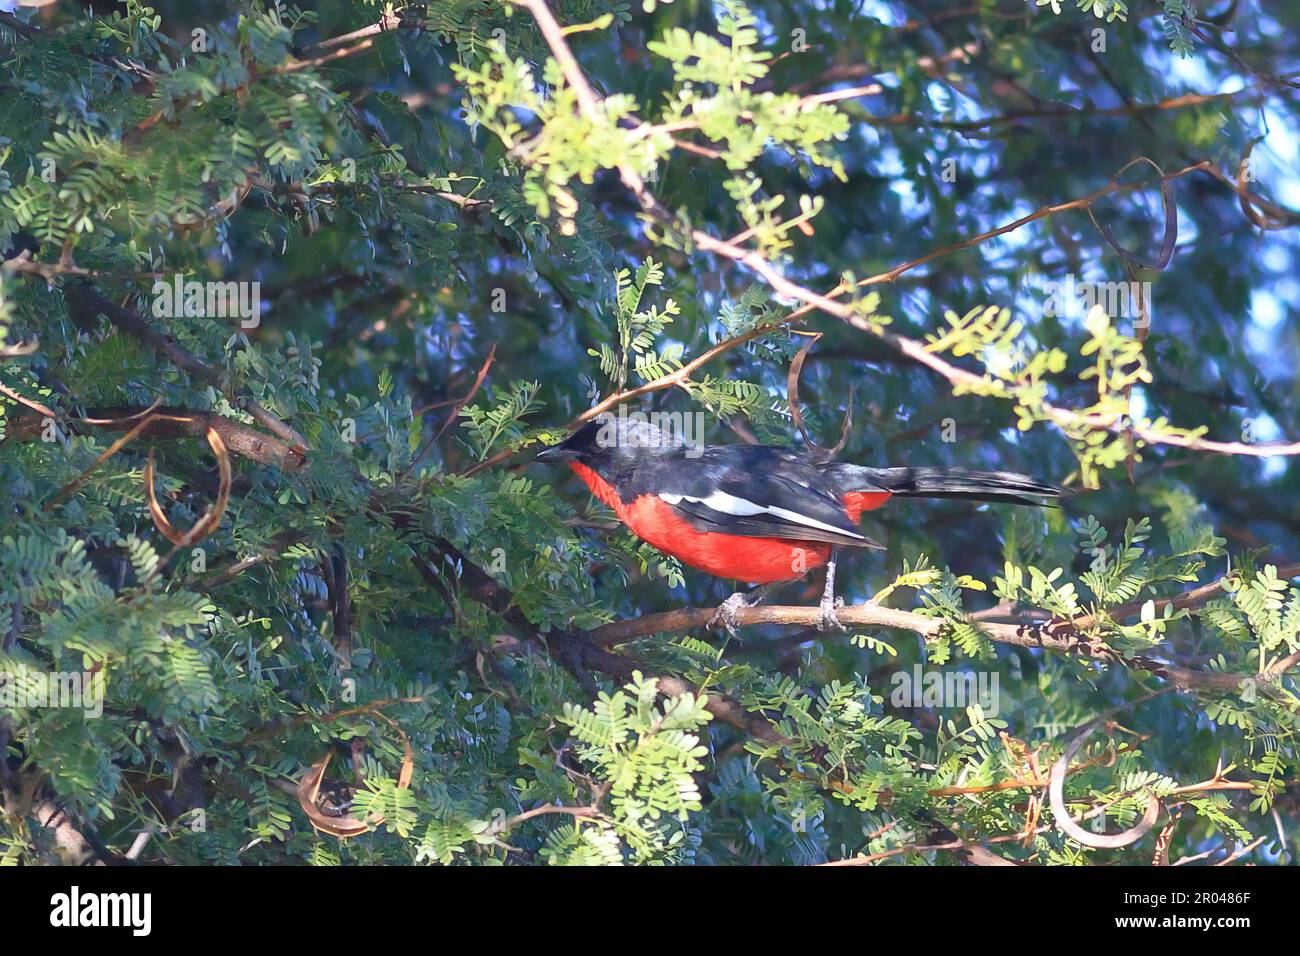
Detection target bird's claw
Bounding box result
[708,591,751,634]
[817,596,846,632]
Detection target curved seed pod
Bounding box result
[1049,717,1161,850]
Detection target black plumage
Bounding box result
[536,416,1064,544]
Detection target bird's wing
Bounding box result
[641,446,883,548]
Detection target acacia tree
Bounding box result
[0,0,1296,866]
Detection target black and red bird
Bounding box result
[537,417,1063,629]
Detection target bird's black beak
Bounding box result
[534,444,576,464]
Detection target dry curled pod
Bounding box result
[1049,717,1161,850]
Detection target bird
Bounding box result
[536,415,1064,630]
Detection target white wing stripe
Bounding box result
[658,490,864,540]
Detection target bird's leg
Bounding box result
[708,582,779,634]
[818,547,846,632]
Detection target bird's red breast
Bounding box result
[569,461,831,583]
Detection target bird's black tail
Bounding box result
[824,464,1065,507]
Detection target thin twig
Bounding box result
[43,399,163,511]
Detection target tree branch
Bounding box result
[585,586,1298,695]
[6,405,307,473]
[66,285,308,451]
[868,89,1259,134]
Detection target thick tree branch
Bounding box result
[66,286,308,450]
[6,405,307,473]
[0,11,37,38]
[585,588,1298,695]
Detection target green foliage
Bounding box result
[588,258,682,390]
[459,380,544,460]
[0,0,1295,869]
[926,304,1216,486]
[542,673,709,862]
[1033,0,1196,56]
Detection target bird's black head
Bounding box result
[534,414,685,474]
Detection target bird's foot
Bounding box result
[709,591,753,634]
[817,595,846,632]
